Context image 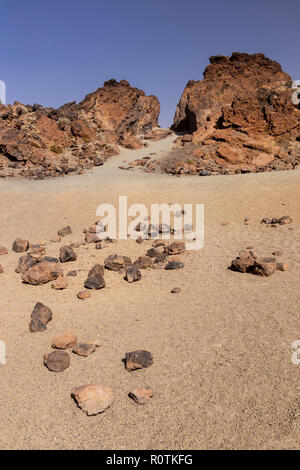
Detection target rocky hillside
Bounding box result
[0,79,159,179]
[171,53,300,175]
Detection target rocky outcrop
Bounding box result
[172,53,300,173]
[0,80,159,179]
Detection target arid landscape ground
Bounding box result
[0,133,299,449]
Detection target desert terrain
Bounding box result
[0,134,299,450]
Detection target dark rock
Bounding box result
[29,302,53,333]
[57,226,72,237]
[104,254,132,271]
[44,350,70,372]
[165,260,184,270]
[125,350,153,371]
[59,245,77,263]
[125,265,142,283]
[12,238,29,253]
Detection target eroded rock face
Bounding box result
[172,53,300,173]
[0,80,159,179]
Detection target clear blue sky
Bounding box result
[1,0,299,127]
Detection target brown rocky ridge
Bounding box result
[0,79,159,179]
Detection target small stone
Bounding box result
[279,216,293,225]
[88,264,104,277]
[244,218,250,225]
[129,387,154,405]
[84,272,106,290]
[44,350,70,372]
[12,238,29,253]
[58,226,72,237]
[73,343,96,357]
[71,384,114,416]
[164,241,185,255]
[51,235,61,243]
[77,290,91,300]
[104,254,132,271]
[231,250,255,273]
[52,330,78,349]
[146,247,164,258]
[51,276,68,290]
[59,246,77,263]
[29,302,53,333]
[272,250,283,257]
[125,265,142,283]
[171,287,181,293]
[252,257,277,277]
[134,256,153,269]
[15,254,39,274]
[165,260,184,270]
[0,246,8,255]
[277,262,288,272]
[67,270,77,277]
[125,350,153,371]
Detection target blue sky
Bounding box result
[1,0,300,126]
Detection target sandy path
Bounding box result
[0,135,299,450]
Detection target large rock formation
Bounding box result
[171,53,300,174]
[0,80,159,178]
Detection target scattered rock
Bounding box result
[129,387,154,405]
[73,343,96,357]
[0,246,8,255]
[104,254,132,271]
[22,261,62,285]
[146,247,164,258]
[88,264,104,277]
[171,287,181,293]
[252,257,277,277]
[244,218,250,225]
[59,245,77,263]
[277,262,288,271]
[261,216,293,225]
[44,350,70,372]
[77,290,91,300]
[231,250,256,273]
[84,270,106,289]
[29,302,53,333]
[51,276,68,290]
[12,238,29,253]
[71,384,114,416]
[51,235,61,243]
[67,270,77,277]
[125,350,153,371]
[165,260,184,270]
[125,265,142,283]
[272,250,283,257]
[15,254,39,274]
[164,241,185,255]
[58,226,72,237]
[52,330,78,349]
[134,256,154,269]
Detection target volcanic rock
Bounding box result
[104,254,132,271]
[0,246,8,255]
[252,257,278,277]
[51,276,68,290]
[71,384,114,416]
[15,254,39,274]
[73,343,96,357]
[52,330,78,349]
[44,350,70,372]
[125,265,142,283]
[134,256,154,269]
[231,250,256,273]
[57,226,72,237]
[165,260,184,270]
[77,290,91,300]
[29,302,53,333]
[125,350,153,371]
[59,245,77,263]
[164,241,185,255]
[129,387,154,405]
[22,261,62,285]
[84,272,106,290]
[12,238,29,253]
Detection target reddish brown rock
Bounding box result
[57,226,72,237]
[164,241,185,255]
[51,276,68,290]
[125,350,153,371]
[129,387,154,405]
[73,343,96,357]
[125,265,142,283]
[44,350,70,372]
[59,245,77,263]
[104,254,132,272]
[15,254,39,274]
[134,256,154,269]
[231,250,256,273]
[172,53,300,173]
[12,238,29,253]
[71,384,114,416]
[29,302,53,333]
[252,257,277,277]
[52,330,78,349]
[77,290,91,300]
[277,262,288,272]
[0,246,8,255]
[22,261,62,285]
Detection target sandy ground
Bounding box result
[0,134,299,450]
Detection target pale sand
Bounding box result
[0,134,299,449]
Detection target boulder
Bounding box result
[22,261,62,285]
[59,246,77,263]
[12,238,29,253]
